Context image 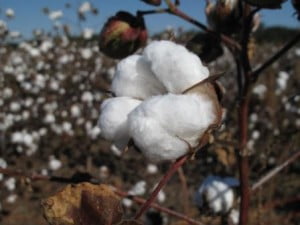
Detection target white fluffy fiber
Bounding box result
[98,97,141,150]
[143,40,209,93]
[128,93,216,162]
[112,55,166,99]
[98,40,215,161]
[195,176,237,214]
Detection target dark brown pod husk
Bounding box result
[99,11,147,59]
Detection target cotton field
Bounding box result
[0,2,300,225]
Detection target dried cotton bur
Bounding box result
[98,40,223,162]
[42,183,142,225]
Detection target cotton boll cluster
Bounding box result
[194,176,238,214]
[98,40,221,162]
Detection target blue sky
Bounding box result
[0,0,299,39]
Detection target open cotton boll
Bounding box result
[98,97,141,150]
[112,55,166,99]
[143,40,209,93]
[128,93,216,162]
[194,176,235,214]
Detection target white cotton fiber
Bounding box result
[194,175,235,214]
[143,40,209,94]
[98,97,141,150]
[128,93,216,162]
[112,55,167,99]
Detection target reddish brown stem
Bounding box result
[134,154,190,220]
[237,96,250,225]
[115,189,204,225]
[140,0,240,50]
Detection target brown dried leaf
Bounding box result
[42,182,123,225]
[215,147,236,167]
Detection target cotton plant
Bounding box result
[194,175,239,214]
[98,40,223,162]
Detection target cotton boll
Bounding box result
[147,164,158,174]
[98,97,141,150]
[128,94,216,162]
[49,10,63,20]
[7,194,18,203]
[82,28,94,39]
[112,55,166,99]
[229,209,240,224]
[5,177,16,191]
[122,198,133,208]
[143,40,209,93]
[195,176,235,214]
[128,180,146,196]
[48,155,62,171]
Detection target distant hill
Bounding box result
[254,25,299,43]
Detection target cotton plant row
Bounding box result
[98,40,223,162]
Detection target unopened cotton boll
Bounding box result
[112,55,167,99]
[128,94,216,162]
[143,40,209,93]
[195,176,235,214]
[98,97,141,150]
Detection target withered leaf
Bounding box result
[42,182,123,225]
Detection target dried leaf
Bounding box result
[42,183,123,225]
[215,147,236,167]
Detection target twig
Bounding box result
[0,167,203,225]
[177,167,190,214]
[165,0,240,50]
[115,189,204,225]
[139,0,240,50]
[251,32,300,82]
[134,154,191,220]
[251,150,300,191]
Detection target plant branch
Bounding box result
[166,2,240,50]
[251,32,300,82]
[141,0,241,50]
[134,154,191,220]
[251,150,300,192]
[177,167,190,214]
[237,94,250,225]
[115,189,204,225]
